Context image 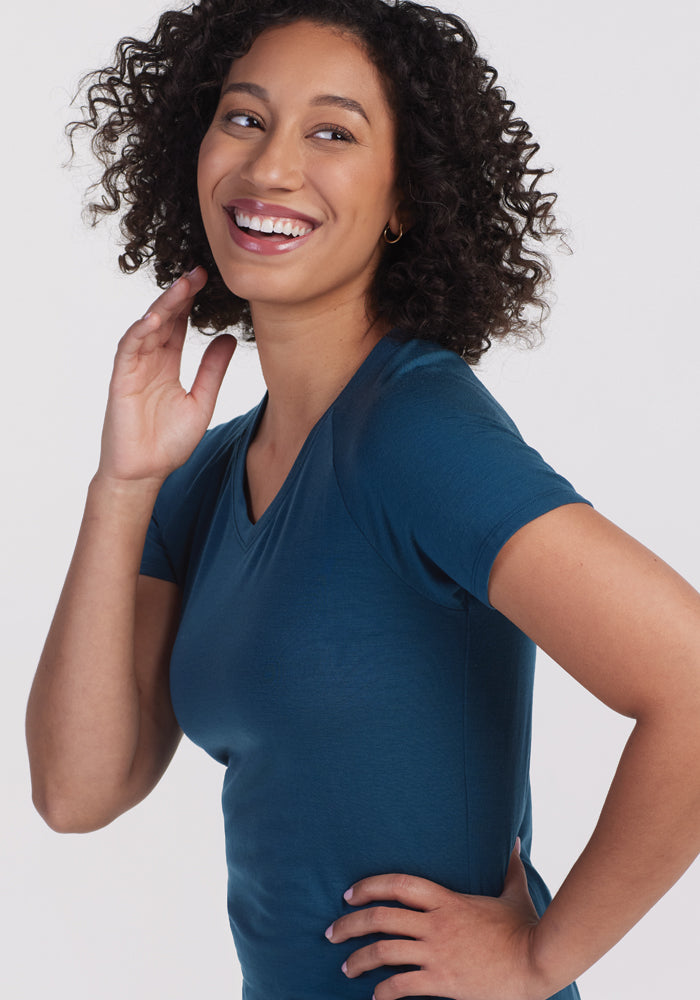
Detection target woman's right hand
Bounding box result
[27,267,236,833]
[98,266,237,486]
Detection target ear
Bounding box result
[388,195,415,237]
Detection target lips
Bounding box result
[223,199,321,256]
[229,209,313,239]
[225,199,321,230]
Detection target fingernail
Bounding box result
[324,923,334,940]
[341,961,348,975]
[343,887,353,902]
[186,266,199,276]
[515,836,521,856]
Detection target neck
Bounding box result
[249,296,390,451]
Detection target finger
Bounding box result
[188,334,237,415]
[326,904,425,944]
[114,274,206,376]
[151,266,208,324]
[122,268,208,355]
[373,969,431,1000]
[344,873,451,912]
[148,266,209,348]
[162,266,209,339]
[342,937,426,979]
[160,272,217,375]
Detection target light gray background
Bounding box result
[3,1,699,997]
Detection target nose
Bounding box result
[239,124,303,192]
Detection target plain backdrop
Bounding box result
[3,1,699,997]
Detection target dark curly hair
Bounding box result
[69,0,565,363]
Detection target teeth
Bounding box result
[233,209,313,238]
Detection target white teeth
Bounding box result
[233,209,313,238]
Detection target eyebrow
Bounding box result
[220,82,371,125]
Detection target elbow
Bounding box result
[27,738,133,833]
[30,778,118,834]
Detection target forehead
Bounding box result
[222,20,394,120]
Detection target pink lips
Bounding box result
[226,198,321,229]
[224,199,320,257]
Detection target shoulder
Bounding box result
[152,407,256,526]
[180,411,252,480]
[332,334,589,606]
[141,406,259,587]
[333,334,524,477]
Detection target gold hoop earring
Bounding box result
[383,222,404,244]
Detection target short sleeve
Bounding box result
[138,416,251,588]
[140,503,179,583]
[333,341,591,609]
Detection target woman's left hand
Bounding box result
[325,842,548,1000]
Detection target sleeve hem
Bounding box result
[138,563,179,585]
[472,491,593,608]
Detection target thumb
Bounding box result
[500,838,532,906]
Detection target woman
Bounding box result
[25,1,700,998]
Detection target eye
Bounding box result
[222,111,263,129]
[312,124,355,143]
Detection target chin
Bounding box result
[220,278,302,313]
[214,266,270,303]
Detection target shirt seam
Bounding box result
[461,600,473,890]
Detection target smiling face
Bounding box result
[197,19,403,321]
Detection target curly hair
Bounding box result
[69,0,564,363]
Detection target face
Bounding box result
[197,20,403,318]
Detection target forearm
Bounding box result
[531,706,700,995]
[26,474,162,831]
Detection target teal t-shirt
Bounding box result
[141,332,587,1000]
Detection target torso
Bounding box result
[139,334,586,1000]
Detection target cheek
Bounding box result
[354,179,400,235]
[196,130,236,215]
[322,160,397,231]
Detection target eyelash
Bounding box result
[313,124,354,143]
[221,111,355,143]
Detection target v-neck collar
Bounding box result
[231,333,399,547]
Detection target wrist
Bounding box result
[91,469,164,501]
[87,471,164,524]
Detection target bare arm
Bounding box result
[488,502,700,994]
[26,267,236,832]
[27,482,181,832]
